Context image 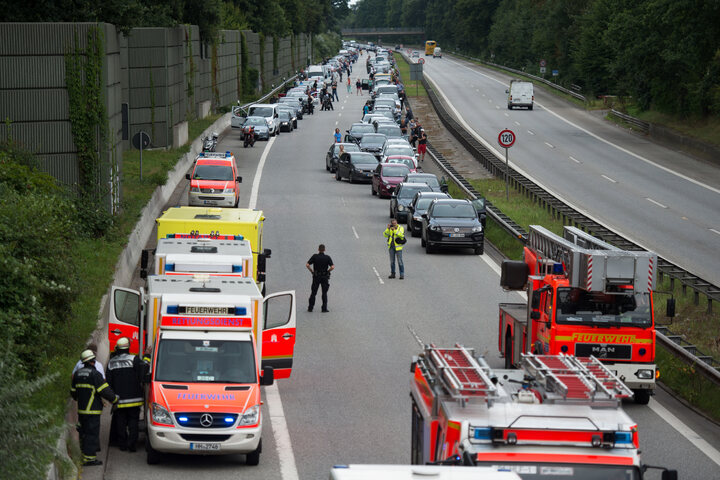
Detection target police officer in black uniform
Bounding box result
[71,349,118,466]
[306,244,335,312]
[106,337,146,452]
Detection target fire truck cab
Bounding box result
[108,276,296,465]
[499,226,667,404]
[410,344,677,479]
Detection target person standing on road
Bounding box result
[71,349,118,466]
[418,129,428,162]
[347,76,352,93]
[384,219,406,279]
[334,128,342,143]
[356,79,362,95]
[332,79,339,101]
[306,244,335,312]
[106,337,145,453]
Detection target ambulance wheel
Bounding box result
[246,440,262,466]
[633,389,651,405]
[504,334,513,369]
[146,438,162,465]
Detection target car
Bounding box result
[363,113,389,125]
[374,97,400,115]
[276,105,297,129]
[375,124,403,139]
[371,163,411,198]
[326,142,360,172]
[359,133,387,156]
[277,110,294,132]
[384,155,419,172]
[241,116,270,140]
[335,152,379,183]
[382,143,416,163]
[390,182,433,222]
[373,84,399,97]
[186,152,242,207]
[345,123,376,144]
[371,107,396,122]
[278,97,303,120]
[247,103,280,136]
[421,198,484,254]
[361,79,370,90]
[403,173,447,193]
[406,191,451,236]
[411,51,420,58]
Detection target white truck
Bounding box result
[506,80,534,110]
[151,236,253,278]
[109,275,296,465]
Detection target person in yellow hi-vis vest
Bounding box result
[383,219,406,279]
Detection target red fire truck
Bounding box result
[410,343,678,479]
[498,225,670,404]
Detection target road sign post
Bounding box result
[132,131,152,180]
[498,129,516,201]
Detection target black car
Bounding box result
[278,98,303,121]
[277,110,294,132]
[390,182,433,222]
[359,133,387,156]
[326,142,360,172]
[421,199,484,255]
[276,105,297,129]
[345,123,376,144]
[406,191,451,236]
[403,173,448,193]
[335,152,379,183]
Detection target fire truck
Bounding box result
[410,343,678,479]
[150,236,254,277]
[499,225,670,404]
[109,275,296,465]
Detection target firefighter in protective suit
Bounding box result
[106,337,145,452]
[71,349,118,466]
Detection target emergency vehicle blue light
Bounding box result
[234,235,244,240]
[226,151,231,157]
[614,432,633,444]
[178,416,189,423]
[224,417,234,423]
[165,263,175,272]
[232,265,242,273]
[235,307,247,315]
[552,262,564,274]
[473,427,492,440]
[167,305,179,314]
[198,152,204,157]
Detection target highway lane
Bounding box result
[103,51,720,479]
[416,51,720,288]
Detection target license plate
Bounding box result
[449,233,465,237]
[203,201,217,205]
[190,443,220,451]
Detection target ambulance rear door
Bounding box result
[109,286,141,354]
[261,291,296,379]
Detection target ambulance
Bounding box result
[150,236,253,278]
[109,275,296,465]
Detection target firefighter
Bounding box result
[106,337,145,452]
[71,349,118,466]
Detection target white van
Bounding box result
[506,80,534,110]
[307,65,324,81]
[247,103,279,136]
[432,47,442,58]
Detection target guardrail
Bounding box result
[399,51,720,380]
[240,75,300,109]
[609,109,650,133]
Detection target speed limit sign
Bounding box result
[498,129,516,148]
[418,57,425,64]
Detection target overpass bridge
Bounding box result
[341,27,425,37]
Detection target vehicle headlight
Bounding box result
[397,205,405,211]
[238,405,260,426]
[223,188,235,194]
[635,369,654,379]
[429,225,441,231]
[152,403,173,425]
[190,187,200,193]
[413,215,421,221]
[472,226,483,232]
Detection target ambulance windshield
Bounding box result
[555,287,651,327]
[477,463,640,480]
[193,165,234,181]
[155,339,256,384]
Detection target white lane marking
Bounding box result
[514,121,520,126]
[711,228,720,236]
[372,266,385,285]
[648,399,720,467]
[335,121,338,126]
[569,156,581,164]
[544,142,554,149]
[352,226,359,239]
[338,113,342,117]
[495,105,500,110]
[646,197,668,209]
[441,56,720,196]
[504,113,509,117]
[482,93,486,97]
[601,174,617,183]
[341,106,344,110]
[247,138,300,480]
[248,136,275,210]
[265,384,300,480]
[527,130,535,135]
[341,196,347,207]
[476,89,480,92]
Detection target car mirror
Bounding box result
[236,176,243,183]
[185,173,191,180]
[505,89,509,94]
[421,213,427,219]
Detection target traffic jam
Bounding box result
[95,42,681,479]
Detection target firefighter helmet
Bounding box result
[80,349,96,363]
[116,337,130,350]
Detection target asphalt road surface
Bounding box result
[103,52,720,480]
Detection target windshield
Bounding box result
[386,146,414,156]
[278,111,291,119]
[244,117,266,126]
[361,135,386,147]
[351,124,375,133]
[387,158,413,168]
[431,203,476,218]
[409,176,439,187]
[417,197,441,209]
[555,288,652,327]
[378,126,401,136]
[399,184,431,198]
[248,106,273,117]
[155,338,257,383]
[351,154,376,165]
[477,463,640,480]
[375,100,396,107]
[383,166,409,177]
[193,164,234,181]
[334,144,360,154]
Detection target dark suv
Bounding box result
[390,182,433,222]
[421,199,484,255]
[406,191,451,236]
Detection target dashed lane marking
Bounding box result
[646,197,668,209]
[569,156,581,164]
[601,174,617,183]
[372,266,385,285]
[544,142,554,149]
[352,226,359,239]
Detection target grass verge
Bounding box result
[395,55,427,97]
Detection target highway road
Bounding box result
[416,51,720,288]
[103,52,720,479]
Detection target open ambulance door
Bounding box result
[109,286,141,354]
[261,291,296,379]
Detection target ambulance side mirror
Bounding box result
[662,470,678,480]
[236,176,242,183]
[666,298,676,318]
[260,366,275,386]
[185,173,191,180]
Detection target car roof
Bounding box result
[406,173,436,178]
[362,133,387,140]
[431,198,470,205]
[381,163,410,171]
[347,152,377,158]
[415,191,449,198]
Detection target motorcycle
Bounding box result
[243,126,256,148]
[202,131,219,152]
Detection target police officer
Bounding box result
[306,244,334,312]
[71,349,118,466]
[106,337,145,452]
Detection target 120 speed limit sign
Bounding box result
[498,129,516,148]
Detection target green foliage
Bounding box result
[314,31,342,61]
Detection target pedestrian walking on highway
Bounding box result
[356,79,362,95]
[106,337,145,453]
[347,76,352,93]
[334,128,342,143]
[405,106,414,122]
[418,129,428,162]
[306,244,334,312]
[384,219,406,279]
[72,349,118,466]
[332,80,339,101]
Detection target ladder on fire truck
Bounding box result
[522,354,633,404]
[425,344,498,403]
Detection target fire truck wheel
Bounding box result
[633,389,650,405]
[246,440,262,466]
[504,334,513,369]
[146,439,162,465]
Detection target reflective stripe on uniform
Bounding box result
[96,382,110,392]
[117,401,144,408]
